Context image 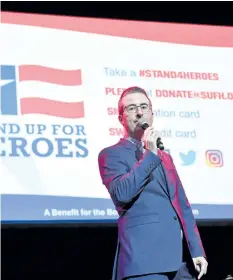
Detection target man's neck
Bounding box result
[123,133,141,142]
[123,128,144,141]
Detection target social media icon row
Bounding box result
[164,149,223,167]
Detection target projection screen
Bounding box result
[1,12,233,224]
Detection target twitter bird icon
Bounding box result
[179,151,196,166]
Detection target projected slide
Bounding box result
[1,12,233,223]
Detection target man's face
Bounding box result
[119,92,153,135]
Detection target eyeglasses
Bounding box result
[124,104,151,114]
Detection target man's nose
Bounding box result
[136,107,143,116]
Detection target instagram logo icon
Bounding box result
[205,150,223,167]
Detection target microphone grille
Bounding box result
[138,120,149,130]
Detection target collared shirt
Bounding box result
[126,137,145,152]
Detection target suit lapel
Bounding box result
[154,165,170,197]
[157,149,176,199]
[119,138,138,160]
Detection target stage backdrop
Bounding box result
[1,12,233,224]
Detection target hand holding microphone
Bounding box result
[138,119,164,152]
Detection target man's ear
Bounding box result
[118,115,123,124]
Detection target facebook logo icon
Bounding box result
[0,65,18,115]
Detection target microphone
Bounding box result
[139,121,149,130]
[139,120,164,150]
[156,137,164,151]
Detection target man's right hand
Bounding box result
[142,127,160,155]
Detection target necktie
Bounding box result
[135,143,144,161]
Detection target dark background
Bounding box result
[1,2,233,280]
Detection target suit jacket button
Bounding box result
[173,216,178,220]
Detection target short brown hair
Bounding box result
[118,86,151,115]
